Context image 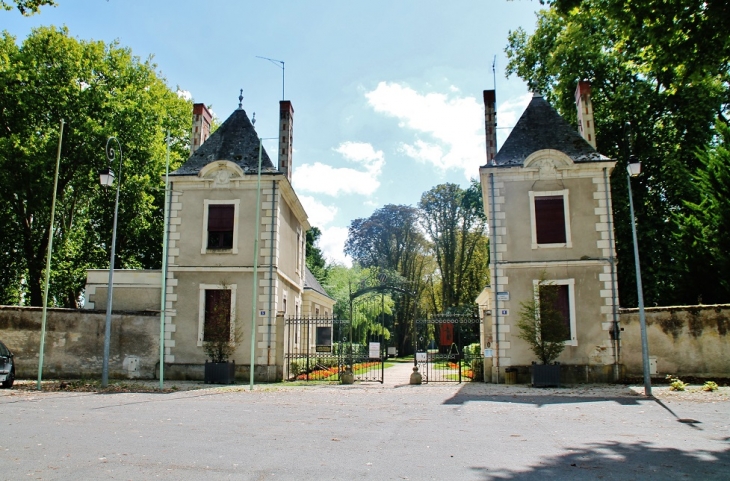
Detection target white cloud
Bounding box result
[299,195,338,227]
[365,81,484,178]
[293,141,384,196]
[177,89,192,101]
[319,226,352,267]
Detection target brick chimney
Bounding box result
[483,90,497,164]
[279,100,294,181]
[191,103,212,154]
[574,81,597,149]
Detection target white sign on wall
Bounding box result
[483,349,494,358]
[416,352,427,363]
[369,342,380,358]
[497,292,510,301]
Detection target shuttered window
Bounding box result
[204,289,231,342]
[207,204,234,249]
[534,195,566,244]
[539,284,571,342]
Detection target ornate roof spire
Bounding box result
[238,89,243,110]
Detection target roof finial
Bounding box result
[238,89,243,109]
[252,112,256,125]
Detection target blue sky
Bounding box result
[4,0,540,265]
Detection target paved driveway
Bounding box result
[1,371,728,480]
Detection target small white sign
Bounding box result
[416,352,427,363]
[483,349,494,358]
[499,309,509,316]
[497,292,510,301]
[259,310,266,317]
[369,342,380,358]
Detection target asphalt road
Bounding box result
[1,365,728,480]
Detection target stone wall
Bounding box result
[620,304,730,379]
[0,306,161,379]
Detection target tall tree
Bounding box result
[305,226,328,284]
[418,181,489,311]
[505,0,730,306]
[674,122,730,303]
[0,26,191,306]
[345,204,430,354]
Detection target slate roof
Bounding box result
[305,266,334,300]
[171,108,277,176]
[489,94,609,167]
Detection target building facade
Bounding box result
[85,98,334,382]
[479,85,620,383]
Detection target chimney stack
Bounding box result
[483,90,497,164]
[574,81,597,149]
[191,103,212,154]
[279,100,294,181]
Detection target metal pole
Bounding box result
[626,169,652,396]
[159,132,171,389]
[102,137,123,388]
[37,119,64,391]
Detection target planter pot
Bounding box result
[531,362,560,387]
[205,360,236,384]
[340,370,354,384]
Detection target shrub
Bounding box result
[666,375,687,391]
[702,381,719,392]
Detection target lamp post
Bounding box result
[100,137,123,388]
[626,156,652,396]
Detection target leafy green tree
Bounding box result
[674,122,730,303]
[1,0,55,15]
[418,181,489,311]
[305,226,328,284]
[0,26,191,306]
[345,204,431,353]
[505,0,730,306]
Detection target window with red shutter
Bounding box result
[204,289,231,342]
[207,204,234,249]
[534,195,566,244]
[539,284,571,342]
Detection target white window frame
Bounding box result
[529,190,572,249]
[533,278,577,346]
[201,199,240,254]
[197,283,237,346]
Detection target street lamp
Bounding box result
[100,137,123,388]
[626,155,652,396]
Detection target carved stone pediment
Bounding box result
[523,149,574,177]
[198,161,244,186]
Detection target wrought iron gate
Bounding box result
[415,312,483,383]
[284,316,384,383]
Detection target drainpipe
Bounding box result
[267,180,277,366]
[490,172,499,384]
[603,168,620,380]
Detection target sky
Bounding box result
[4,0,542,265]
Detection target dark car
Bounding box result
[0,340,14,389]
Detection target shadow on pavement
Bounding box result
[468,440,730,480]
[443,383,645,407]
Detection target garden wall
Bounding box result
[620,304,730,379]
[0,306,160,380]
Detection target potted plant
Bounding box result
[203,289,240,384]
[517,277,570,387]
